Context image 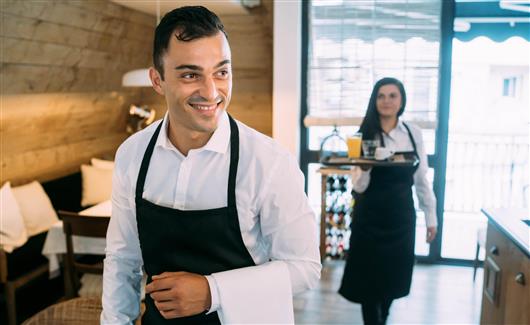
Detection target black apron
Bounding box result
[135,115,256,324]
[339,123,419,303]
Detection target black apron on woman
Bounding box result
[339,123,419,303]
[135,115,256,324]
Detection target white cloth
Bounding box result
[102,111,321,324]
[41,200,111,277]
[0,182,28,253]
[213,261,293,324]
[352,120,438,227]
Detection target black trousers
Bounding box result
[361,299,393,325]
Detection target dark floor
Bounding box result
[294,260,484,324]
[0,273,64,325]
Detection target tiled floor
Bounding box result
[294,260,484,324]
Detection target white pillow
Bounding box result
[12,181,59,237]
[0,182,28,252]
[81,164,113,207]
[91,158,114,170]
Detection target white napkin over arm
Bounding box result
[212,261,293,324]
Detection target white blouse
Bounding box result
[352,120,438,227]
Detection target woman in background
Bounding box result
[339,77,438,325]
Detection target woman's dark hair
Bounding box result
[359,77,407,140]
[153,6,227,80]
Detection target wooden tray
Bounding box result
[320,153,419,167]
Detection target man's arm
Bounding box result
[101,156,144,324]
[255,152,322,294]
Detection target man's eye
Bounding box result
[182,73,198,79]
[217,70,229,77]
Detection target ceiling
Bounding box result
[109,0,253,17]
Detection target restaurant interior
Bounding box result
[0,0,528,324]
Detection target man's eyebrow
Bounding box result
[174,64,202,71]
[215,59,231,68]
[174,60,231,71]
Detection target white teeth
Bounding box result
[193,104,217,111]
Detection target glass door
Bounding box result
[440,36,529,261]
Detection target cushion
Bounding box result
[12,181,59,237]
[81,164,113,207]
[0,182,28,253]
[90,158,114,170]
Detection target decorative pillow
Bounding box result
[0,182,28,252]
[81,164,113,207]
[91,158,115,170]
[11,181,59,237]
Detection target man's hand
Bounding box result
[426,226,437,243]
[145,271,211,319]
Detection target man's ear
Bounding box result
[149,67,165,96]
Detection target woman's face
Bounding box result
[376,84,402,119]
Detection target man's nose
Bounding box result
[199,77,219,102]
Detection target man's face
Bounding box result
[151,32,232,135]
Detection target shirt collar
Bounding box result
[155,110,230,155]
[396,119,408,132]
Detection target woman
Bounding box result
[339,78,438,325]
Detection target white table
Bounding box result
[42,200,112,277]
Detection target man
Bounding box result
[101,6,321,324]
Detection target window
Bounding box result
[502,76,517,97]
[306,0,442,128]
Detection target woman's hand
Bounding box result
[426,226,437,243]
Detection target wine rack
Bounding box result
[318,168,353,260]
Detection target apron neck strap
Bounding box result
[135,115,240,209]
[401,122,419,156]
[136,121,163,200]
[227,115,239,209]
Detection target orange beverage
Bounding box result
[346,133,362,158]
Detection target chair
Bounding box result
[473,227,487,282]
[0,233,50,325]
[21,296,102,325]
[59,211,110,299]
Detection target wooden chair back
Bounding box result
[59,210,110,298]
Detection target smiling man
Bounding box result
[101,6,321,325]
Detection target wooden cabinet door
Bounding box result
[503,246,530,325]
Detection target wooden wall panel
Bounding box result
[0,0,154,185]
[0,0,274,185]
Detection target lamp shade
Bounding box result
[122,68,151,87]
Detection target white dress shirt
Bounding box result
[351,120,438,228]
[101,111,322,324]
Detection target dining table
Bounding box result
[41,200,111,278]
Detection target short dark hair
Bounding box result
[359,77,407,140]
[153,6,227,79]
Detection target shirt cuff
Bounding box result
[205,275,220,314]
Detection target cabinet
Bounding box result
[480,221,530,325]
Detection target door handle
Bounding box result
[515,272,525,286]
[489,246,499,255]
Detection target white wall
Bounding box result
[273,0,302,161]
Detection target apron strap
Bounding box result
[401,122,419,157]
[227,115,239,209]
[135,120,164,200]
[135,114,240,208]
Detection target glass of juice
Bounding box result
[346,133,362,159]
